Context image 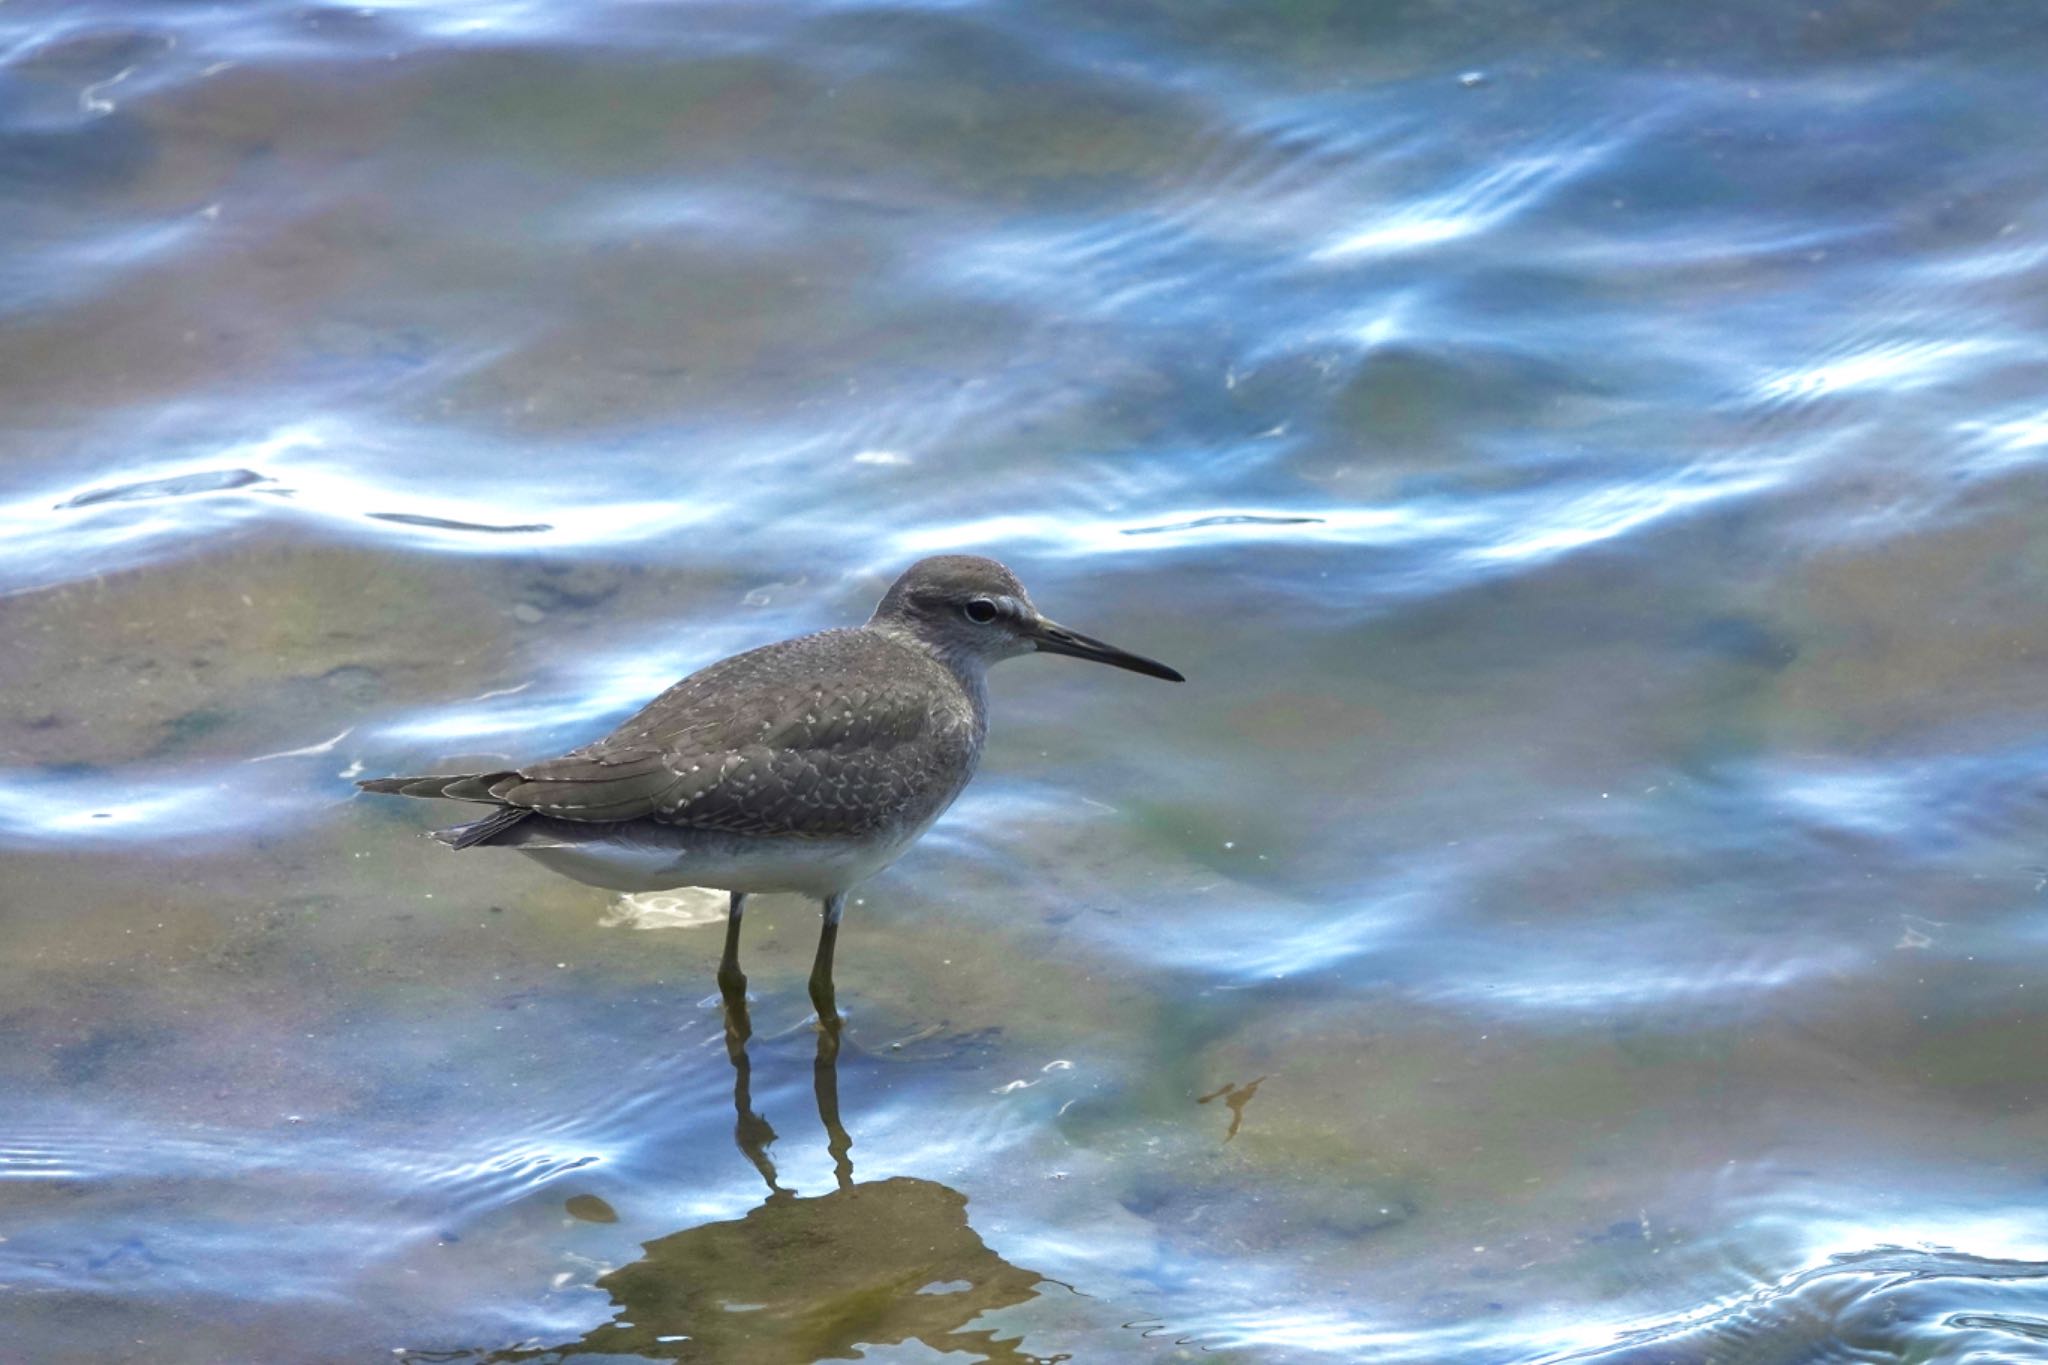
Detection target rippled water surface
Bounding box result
[7,1,2048,1361]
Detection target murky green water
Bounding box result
[7,1,2048,1361]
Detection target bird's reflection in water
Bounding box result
[478,985,1055,1365]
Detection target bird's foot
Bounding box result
[808,976,841,1031]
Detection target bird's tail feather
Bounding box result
[358,771,533,849]
[430,805,534,850]
[357,772,514,802]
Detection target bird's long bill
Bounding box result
[1029,618,1185,682]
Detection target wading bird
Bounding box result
[359,555,1182,1019]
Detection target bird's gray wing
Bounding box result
[482,672,951,838]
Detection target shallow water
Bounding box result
[7,1,2048,1361]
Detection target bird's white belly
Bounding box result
[500,818,932,898]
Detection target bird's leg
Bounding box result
[808,892,846,1025]
[813,1012,854,1191]
[716,891,748,998]
[718,964,753,1054]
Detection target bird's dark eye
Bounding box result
[963,597,1000,625]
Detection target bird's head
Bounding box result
[870,554,1184,682]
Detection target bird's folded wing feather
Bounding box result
[483,674,948,838]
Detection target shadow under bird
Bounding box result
[358,554,1183,1019]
